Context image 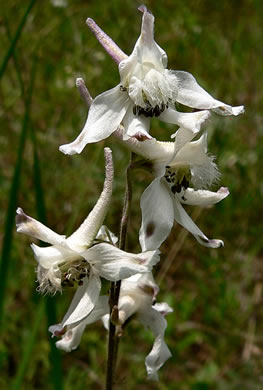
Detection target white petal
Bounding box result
[95,225,118,244]
[122,106,152,140]
[173,127,199,153]
[50,296,109,352]
[31,243,78,269]
[66,148,113,251]
[59,85,131,155]
[139,307,172,381]
[179,187,229,206]
[139,178,174,251]
[62,274,101,326]
[118,272,159,324]
[173,133,210,166]
[153,302,173,316]
[114,126,175,166]
[83,243,160,281]
[173,133,220,188]
[172,198,224,248]
[121,272,157,295]
[145,334,172,381]
[173,71,245,116]
[119,7,166,86]
[159,108,210,134]
[16,208,66,246]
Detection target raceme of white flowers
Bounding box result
[59,5,244,155]
[16,5,244,382]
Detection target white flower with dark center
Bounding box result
[16,148,160,326]
[102,272,173,381]
[138,127,229,250]
[59,6,243,156]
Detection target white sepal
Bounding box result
[59,85,131,155]
[83,243,160,281]
[139,178,174,251]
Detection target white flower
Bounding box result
[59,6,243,156]
[16,148,160,326]
[138,128,229,250]
[102,272,173,381]
[49,272,172,380]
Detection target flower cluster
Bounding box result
[16,5,243,382]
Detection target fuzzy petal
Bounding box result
[179,187,230,206]
[62,274,102,327]
[139,178,174,251]
[59,85,131,155]
[67,148,113,251]
[16,208,66,246]
[159,108,210,134]
[83,243,160,281]
[172,198,224,248]
[173,70,245,116]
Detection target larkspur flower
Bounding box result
[60,6,244,156]
[49,230,171,380]
[16,148,160,326]
[113,122,229,250]
[102,272,173,381]
[50,273,173,381]
[138,129,229,250]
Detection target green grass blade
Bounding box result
[30,126,63,390]
[11,302,45,390]
[0,52,36,330]
[3,15,25,97]
[0,0,37,79]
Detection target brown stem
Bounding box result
[106,154,134,390]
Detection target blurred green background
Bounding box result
[1,0,262,389]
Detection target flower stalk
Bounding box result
[106,153,134,390]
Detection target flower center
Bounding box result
[133,100,168,117]
[61,260,90,287]
[164,164,192,194]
